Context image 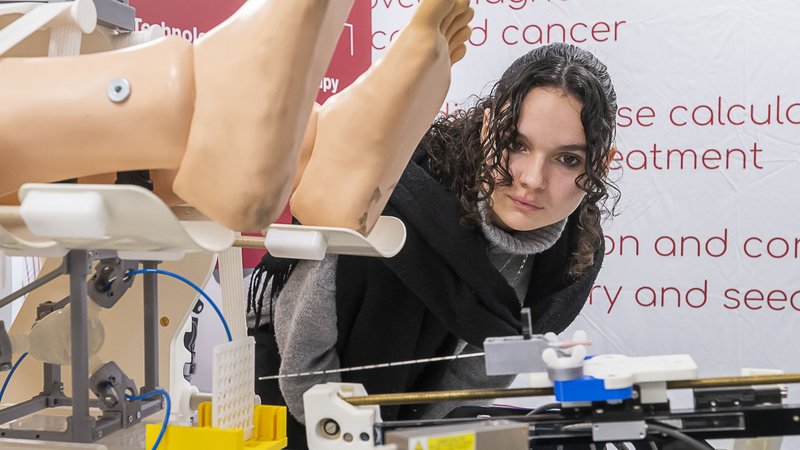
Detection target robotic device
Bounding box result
[0,182,406,448]
[303,310,800,450]
[0,183,234,444]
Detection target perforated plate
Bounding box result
[212,337,255,440]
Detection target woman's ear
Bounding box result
[480,107,491,143]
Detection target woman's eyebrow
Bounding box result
[557,144,588,152]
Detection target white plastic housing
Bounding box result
[304,383,396,450]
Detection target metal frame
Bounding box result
[0,250,163,443]
[375,396,800,449]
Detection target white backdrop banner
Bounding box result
[373,0,800,397]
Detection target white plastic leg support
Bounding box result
[20,190,110,239]
[304,383,397,450]
[265,228,328,260]
[0,0,96,56]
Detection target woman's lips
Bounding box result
[509,195,543,211]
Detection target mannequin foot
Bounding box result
[173,0,354,231]
[291,0,473,234]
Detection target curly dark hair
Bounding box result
[420,42,619,278]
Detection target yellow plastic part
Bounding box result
[145,404,288,450]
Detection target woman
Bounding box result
[249,41,619,446]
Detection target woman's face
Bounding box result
[489,87,588,232]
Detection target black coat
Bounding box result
[334,154,603,421]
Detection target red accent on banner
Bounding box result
[315,1,372,105]
[129,0,372,268]
[129,0,243,41]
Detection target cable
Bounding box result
[127,268,232,342]
[526,401,561,416]
[127,389,171,450]
[490,403,530,410]
[647,422,714,450]
[0,352,28,403]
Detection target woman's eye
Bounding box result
[558,154,583,167]
[509,141,527,153]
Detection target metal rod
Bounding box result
[43,363,61,396]
[0,395,49,425]
[189,392,212,410]
[666,373,800,390]
[233,236,264,249]
[142,261,159,392]
[0,206,25,228]
[344,373,800,407]
[0,258,67,310]
[68,250,93,442]
[345,387,555,407]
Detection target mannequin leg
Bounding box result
[0,171,183,207]
[173,0,355,232]
[0,37,194,198]
[290,0,474,235]
[291,103,320,195]
[1,0,353,231]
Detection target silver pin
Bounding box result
[107,78,131,103]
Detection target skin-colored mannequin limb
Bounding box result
[0,172,180,206]
[0,37,194,197]
[0,0,354,232]
[290,0,475,235]
[291,103,320,195]
[172,0,355,231]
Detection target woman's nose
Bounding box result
[517,157,547,190]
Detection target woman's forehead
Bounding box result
[516,87,586,148]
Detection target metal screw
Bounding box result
[107,78,131,103]
[97,431,103,438]
[321,419,339,437]
[360,432,370,441]
[128,415,133,423]
[793,415,799,422]
[631,390,640,399]
[734,400,740,406]
[595,408,604,414]
[136,411,142,420]
[710,400,717,407]
[160,316,170,327]
[343,433,353,442]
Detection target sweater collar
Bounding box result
[478,201,567,256]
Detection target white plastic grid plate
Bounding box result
[212,337,255,440]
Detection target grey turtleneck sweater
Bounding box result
[264,209,566,423]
